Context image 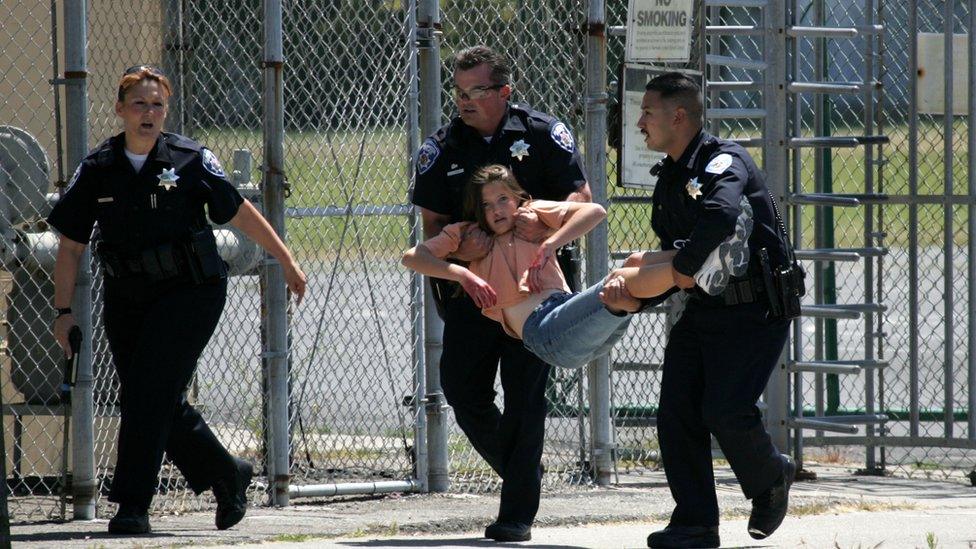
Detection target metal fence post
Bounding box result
[416,0,449,493]
[261,0,290,507]
[761,0,790,452]
[584,0,612,486]
[161,0,184,135]
[63,0,96,521]
[0,376,8,548]
[405,0,430,493]
[969,0,976,443]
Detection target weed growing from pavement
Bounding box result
[719,498,915,521]
[271,533,317,542]
[925,531,939,549]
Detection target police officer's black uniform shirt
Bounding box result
[651,130,790,279]
[48,132,244,256]
[411,103,586,221]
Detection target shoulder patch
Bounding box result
[704,153,734,174]
[201,148,226,178]
[550,122,575,153]
[65,164,83,191]
[417,139,440,175]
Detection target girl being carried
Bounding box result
[402,164,675,370]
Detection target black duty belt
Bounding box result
[692,276,766,307]
[97,229,226,285]
[100,242,189,281]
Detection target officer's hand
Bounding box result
[284,261,308,305]
[671,265,695,289]
[53,314,77,359]
[514,207,552,244]
[459,270,497,309]
[527,240,556,293]
[606,267,628,281]
[452,225,491,262]
[599,275,640,314]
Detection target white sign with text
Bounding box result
[625,0,694,63]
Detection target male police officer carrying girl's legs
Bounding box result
[48,66,307,535]
[630,72,802,548]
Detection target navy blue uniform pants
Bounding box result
[440,294,549,526]
[658,299,790,527]
[103,275,236,509]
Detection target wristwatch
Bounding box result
[54,307,72,318]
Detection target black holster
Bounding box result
[759,248,806,320]
[556,241,582,292]
[184,229,227,284]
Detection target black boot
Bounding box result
[212,457,254,530]
[108,504,151,535]
[646,525,719,548]
[748,454,796,540]
[485,520,532,542]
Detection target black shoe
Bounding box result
[213,457,254,530]
[748,454,796,540]
[108,504,151,535]
[485,521,532,542]
[646,525,719,548]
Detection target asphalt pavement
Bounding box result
[12,464,976,548]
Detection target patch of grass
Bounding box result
[787,501,834,517]
[314,448,387,461]
[200,122,970,260]
[846,498,917,513]
[345,527,370,538]
[271,533,318,543]
[720,498,915,521]
[913,460,941,471]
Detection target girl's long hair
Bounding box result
[463,164,531,234]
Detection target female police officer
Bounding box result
[47,66,306,535]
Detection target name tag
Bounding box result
[447,168,465,177]
[97,197,114,203]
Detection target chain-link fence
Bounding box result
[1,0,974,525]
[435,0,595,492]
[1,1,76,521]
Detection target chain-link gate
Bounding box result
[790,0,976,483]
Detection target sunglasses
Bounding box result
[452,84,505,101]
[123,64,165,77]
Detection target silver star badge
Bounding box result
[686,177,702,199]
[510,140,530,161]
[157,167,179,191]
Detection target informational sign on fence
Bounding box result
[916,33,969,115]
[625,0,694,63]
[618,64,702,190]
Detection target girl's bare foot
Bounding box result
[599,276,641,314]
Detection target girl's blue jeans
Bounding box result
[521,278,632,370]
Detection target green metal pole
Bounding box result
[822,52,840,416]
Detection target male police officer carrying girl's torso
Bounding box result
[48,66,306,536]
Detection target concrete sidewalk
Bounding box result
[12,465,976,548]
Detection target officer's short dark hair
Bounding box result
[464,164,531,234]
[453,46,512,87]
[645,72,703,124]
